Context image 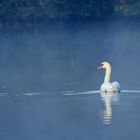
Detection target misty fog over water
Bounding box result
[0,20,140,92]
[0,20,140,140]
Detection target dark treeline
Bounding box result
[0,0,140,22]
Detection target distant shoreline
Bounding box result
[0,16,140,29]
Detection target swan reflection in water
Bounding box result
[62,90,120,125]
[100,92,119,125]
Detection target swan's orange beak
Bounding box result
[98,66,102,69]
[98,64,103,69]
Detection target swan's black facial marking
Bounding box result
[98,63,104,69]
[100,64,104,67]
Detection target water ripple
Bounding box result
[23,93,41,96]
[61,90,100,96]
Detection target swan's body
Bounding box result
[98,61,120,93]
[100,81,120,93]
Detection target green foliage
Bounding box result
[0,0,140,21]
[115,0,140,16]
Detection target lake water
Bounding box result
[0,20,140,140]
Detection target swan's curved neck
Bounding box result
[104,64,111,83]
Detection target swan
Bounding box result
[98,61,120,93]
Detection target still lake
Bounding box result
[0,20,140,140]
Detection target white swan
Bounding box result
[98,61,120,93]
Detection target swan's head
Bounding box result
[98,61,111,70]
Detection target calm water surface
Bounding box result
[0,91,140,140]
[0,20,140,140]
